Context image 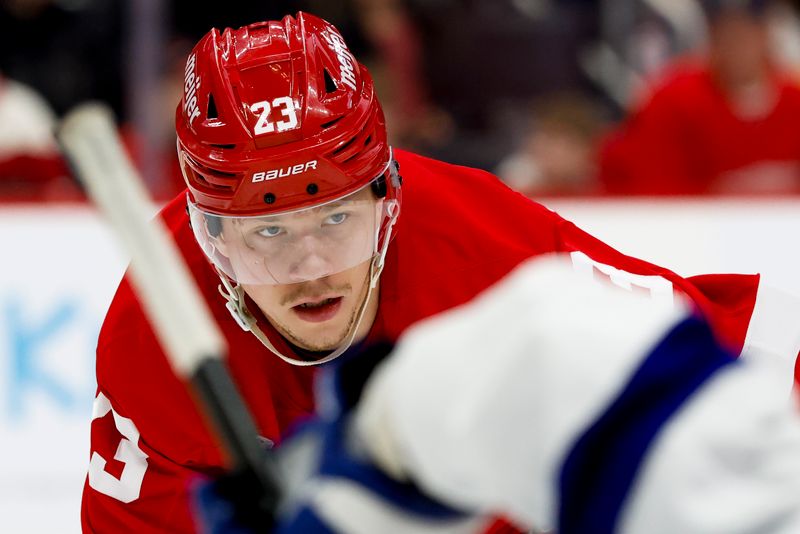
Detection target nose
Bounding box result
[287,236,334,282]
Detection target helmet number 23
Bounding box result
[250,97,299,135]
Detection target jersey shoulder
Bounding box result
[393,148,560,234]
[377,151,565,334]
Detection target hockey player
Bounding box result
[82,12,799,533]
[196,256,800,534]
[599,0,800,195]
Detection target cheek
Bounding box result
[243,284,284,313]
[350,276,372,307]
[342,262,372,287]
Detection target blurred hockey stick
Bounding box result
[57,102,280,522]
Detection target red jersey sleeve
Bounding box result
[553,217,759,353]
[81,366,221,533]
[81,275,228,534]
[81,389,211,533]
[554,215,800,386]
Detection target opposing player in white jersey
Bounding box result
[196,255,800,534]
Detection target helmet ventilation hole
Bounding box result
[207,94,218,119]
[324,68,338,93]
[321,117,343,129]
[331,136,357,156]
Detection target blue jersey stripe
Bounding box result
[274,507,337,534]
[558,316,737,534]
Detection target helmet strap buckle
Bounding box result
[217,269,252,332]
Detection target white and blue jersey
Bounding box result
[200,256,800,534]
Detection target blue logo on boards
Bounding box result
[2,294,97,421]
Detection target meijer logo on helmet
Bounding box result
[184,54,202,125]
[322,31,357,91]
[252,160,318,182]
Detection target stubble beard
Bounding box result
[270,271,371,352]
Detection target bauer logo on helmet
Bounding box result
[252,160,318,183]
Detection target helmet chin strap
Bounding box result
[216,199,399,367]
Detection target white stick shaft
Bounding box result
[58,103,225,376]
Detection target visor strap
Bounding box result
[370,199,399,289]
[217,271,253,332]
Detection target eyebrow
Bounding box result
[316,201,348,214]
[245,200,352,225]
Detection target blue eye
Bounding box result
[325,212,348,225]
[257,226,283,238]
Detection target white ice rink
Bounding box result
[0,198,797,533]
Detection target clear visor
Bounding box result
[188,186,394,286]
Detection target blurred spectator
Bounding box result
[496,93,606,196]
[599,0,800,195]
[345,0,454,152]
[170,1,312,43]
[0,74,76,200]
[768,0,800,77]
[0,0,124,118]
[369,0,602,171]
[0,0,132,201]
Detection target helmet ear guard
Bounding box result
[370,157,402,199]
[372,175,387,199]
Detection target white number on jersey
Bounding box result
[87,392,149,503]
[570,251,675,306]
[250,97,299,135]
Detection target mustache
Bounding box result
[281,282,352,306]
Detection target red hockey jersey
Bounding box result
[82,149,788,533]
[599,62,800,195]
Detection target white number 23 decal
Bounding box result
[250,96,299,135]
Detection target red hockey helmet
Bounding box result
[176,12,396,218]
[177,13,402,289]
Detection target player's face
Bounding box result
[198,187,381,286]
[193,186,386,351]
[242,259,378,351]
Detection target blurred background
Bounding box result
[1,0,800,532]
